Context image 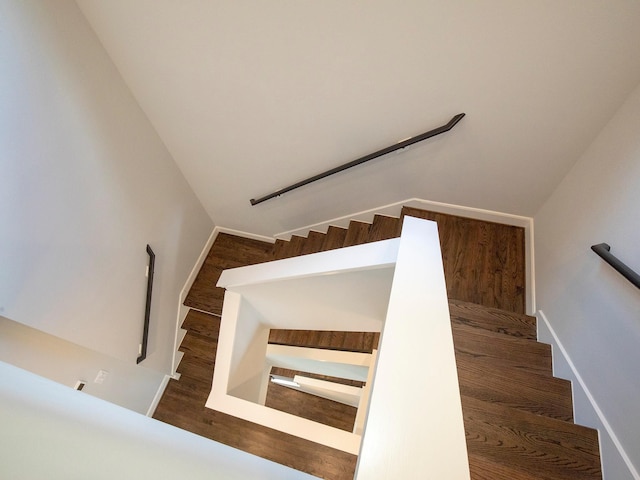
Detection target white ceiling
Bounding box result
[76,0,640,236]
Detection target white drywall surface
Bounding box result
[0,0,212,395]
[535,81,640,479]
[0,361,317,480]
[0,316,164,414]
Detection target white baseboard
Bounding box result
[146,374,171,417]
[274,198,532,239]
[214,226,276,244]
[537,310,639,480]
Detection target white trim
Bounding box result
[214,226,276,244]
[187,306,222,318]
[526,219,536,314]
[146,374,171,417]
[537,310,639,480]
[274,198,532,239]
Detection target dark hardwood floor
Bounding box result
[185,233,274,314]
[401,206,525,314]
[265,367,358,433]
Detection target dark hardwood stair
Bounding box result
[321,225,348,251]
[158,206,602,480]
[463,395,601,480]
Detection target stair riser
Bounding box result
[462,395,601,480]
[456,360,573,421]
[452,325,553,375]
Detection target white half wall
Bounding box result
[356,216,470,479]
[0,0,213,382]
[0,361,316,480]
[0,316,164,414]
[534,81,640,479]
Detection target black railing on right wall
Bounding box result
[591,243,640,289]
[250,113,465,206]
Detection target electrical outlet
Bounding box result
[94,370,109,384]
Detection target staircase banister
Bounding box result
[591,243,640,289]
[137,244,155,364]
[250,113,465,206]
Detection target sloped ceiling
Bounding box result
[76,0,640,236]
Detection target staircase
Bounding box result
[154,206,602,480]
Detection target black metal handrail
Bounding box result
[591,243,640,289]
[137,244,155,364]
[250,113,465,206]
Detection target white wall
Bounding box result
[0,361,316,480]
[0,0,213,390]
[535,82,640,479]
[0,316,164,414]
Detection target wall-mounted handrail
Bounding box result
[137,245,155,364]
[250,113,465,206]
[591,243,640,289]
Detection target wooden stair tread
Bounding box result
[179,331,216,357]
[343,221,370,247]
[272,239,289,260]
[268,329,380,353]
[467,452,560,480]
[401,206,526,314]
[176,360,215,384]
[154,391,357,480]
[265,383,357,432]
[180,310,220,339]
[462,395,601,480]
[185,233,274,315]
[161,376,210,404]
[367,215,402,242]
[280,235,305,259]
[300,231,326,255]
[452,322,553,375]
[449,298,536,340]
[321,226,348,251]
[456,356,573,421]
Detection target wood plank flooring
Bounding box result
[265,370,358,433]
[401,207,525,313]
